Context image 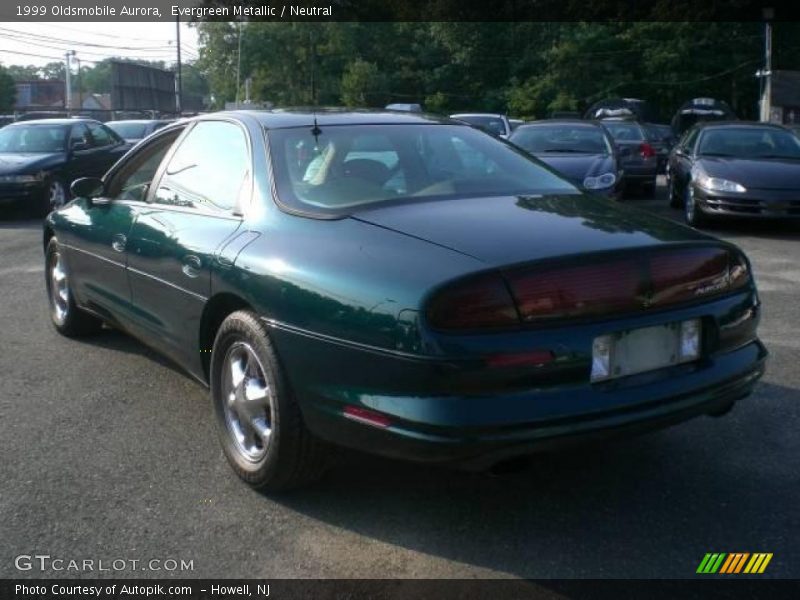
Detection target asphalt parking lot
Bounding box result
[1,178,798,579]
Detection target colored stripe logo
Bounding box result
[697,553,773,574]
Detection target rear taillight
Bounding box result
[728,251,751,291]
[426,247,752,332]
[639,142,656,159]
[426,273,518,331]
[649,247,729,306]
[506,258,642,322]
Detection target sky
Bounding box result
[0,22,200,69]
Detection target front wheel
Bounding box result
[211,310,329,491]
[684,183,708,227]
[45,237,103,336]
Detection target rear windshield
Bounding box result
[268,124,578,215]
[697,128,800,159]
[511,124,611,154]
[602,122,645,142]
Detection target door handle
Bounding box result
[111,234,126,253]
[182,255,202,278]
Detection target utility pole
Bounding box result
[760,8,775,122]
[75,56,82,112]
[235,21,242,106]
[176,16,183,114]
[64,50,75,113]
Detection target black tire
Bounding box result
[45,237,103,336]
[210,310,329,491]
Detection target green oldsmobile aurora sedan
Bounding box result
[43,110,767,490]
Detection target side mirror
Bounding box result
[71,177,104,199]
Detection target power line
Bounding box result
[0,32,179,60]
[0,26,177,51]
[0,47,100,64]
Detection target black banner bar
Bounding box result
[2,0,800,22]
[3,579,800,600]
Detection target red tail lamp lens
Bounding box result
[728,252,751,291]
[640,142,656,158]
[507,258,642,322]
[649,247,729,306]
[427,273,519,330]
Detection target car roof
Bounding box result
[215,108,459,129]
[108,119,165,125]
[450,113,506,118]
[517,119,604,127]
[693,120,789,131]
[7,118,97,126]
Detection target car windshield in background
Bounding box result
[0,125,68,153]
[697,128,800,159]
[456,116,507,136]
[602,122,645,142]
[108,122,149,139]
[512,124,610,154]
[269,124,578,213]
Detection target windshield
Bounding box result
[108,122,148,139]
[0,124,68,153]
[268,124,578,214]
[511,124,610,154]
[697,128,800,159]
[602,122,645,142]
[453,116,507,136]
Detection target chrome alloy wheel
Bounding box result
[48,250,69,325]
[49,180,66,210]
[221,341,274,462]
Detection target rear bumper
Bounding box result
[301,340,766,468]
[695,186,800,218]
[621,161,657,182]
[267,289,766,469]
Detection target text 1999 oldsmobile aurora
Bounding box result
[44,110,767,490]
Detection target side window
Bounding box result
[154,121,249,212]
[88,123,116,147]
[70,124,91,149]
[107,132,181,203]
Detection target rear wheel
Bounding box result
[45,237,103,336]
[211,310,329,491]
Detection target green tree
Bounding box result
[341,59,386,106]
